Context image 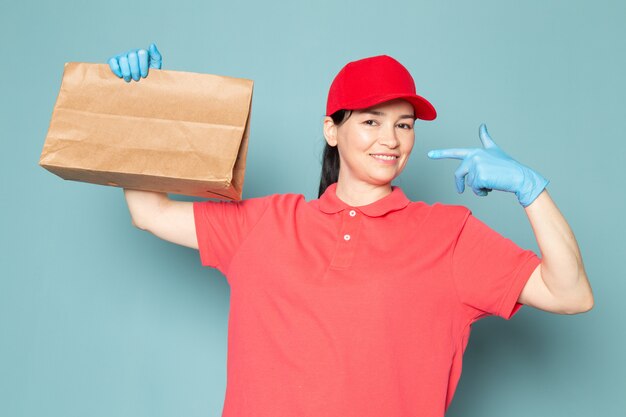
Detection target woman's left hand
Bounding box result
[427,124,549,207]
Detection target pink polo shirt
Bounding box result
[193,183,541,417]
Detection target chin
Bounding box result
[372,169,403,184]
[365,174,397,186]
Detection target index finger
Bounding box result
[427,148,472,160]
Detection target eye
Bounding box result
[397,123,413,130]
[363,119,378,126]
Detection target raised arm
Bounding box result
[428,124,593,314]
[109,44,198,250]
[124,189,198,249]
[517,190,592,314]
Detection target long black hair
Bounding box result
[318,109,353,197]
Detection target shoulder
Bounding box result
[194,192,306,218]
[404,199,472,234]
[389,186,469,218]
[242,191,309,215]
[400,194,471,220]
[261,192,307,207]
[430,201,471,220]
[209,192,306,207]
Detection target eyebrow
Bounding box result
[359,110,415,120]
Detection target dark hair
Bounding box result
[318,109,353,197]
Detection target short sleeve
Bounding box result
[193,196,272,274]
[452,211,541,320]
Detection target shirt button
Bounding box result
[343,234,351,241]
[349,210,356,217]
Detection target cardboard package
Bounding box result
[39,63,253,200]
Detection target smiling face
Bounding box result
[323,98,416,191]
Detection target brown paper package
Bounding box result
[39,62,254,200]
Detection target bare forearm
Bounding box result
[123,188,170,230]
[524,190,593,310]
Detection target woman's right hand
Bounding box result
[108,43,162,82]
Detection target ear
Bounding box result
[323,116,338,147]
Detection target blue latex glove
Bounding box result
[427,124,549,207]
[107,43,162,82]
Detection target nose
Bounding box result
[378,124,400,148]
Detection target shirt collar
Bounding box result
[318,183,410,217]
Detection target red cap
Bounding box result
[325,55,437,120]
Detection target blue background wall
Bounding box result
[1,0,624,416]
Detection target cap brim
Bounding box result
[341,93,437,121]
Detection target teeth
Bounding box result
[371,154,398,161]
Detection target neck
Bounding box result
[334,179,393,207]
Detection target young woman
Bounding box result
[109,44,593,417]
